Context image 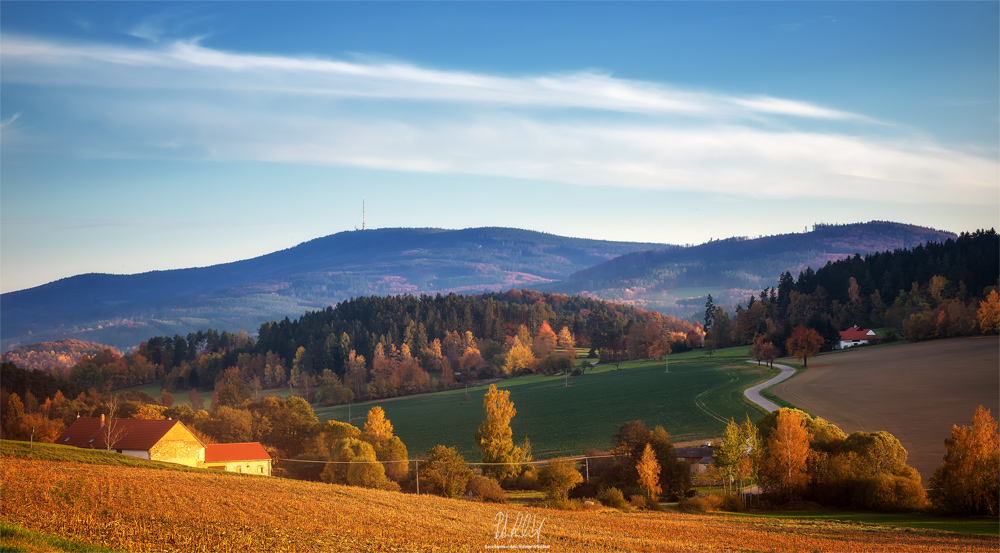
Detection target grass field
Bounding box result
[770,336,1000,480]
[315,346,771,460]
[734,510,999,537]
[2,442,995,552]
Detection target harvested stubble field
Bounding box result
[770,336,1000,479]
[3,457,995,553]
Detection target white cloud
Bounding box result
[1,34,996,204]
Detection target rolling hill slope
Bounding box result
[541,221,956,315]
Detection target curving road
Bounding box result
[743,361,796,413]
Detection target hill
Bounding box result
[2,441,993,552]
[0,339,120,373]
[543,221,956,315]
[1,228,668,351]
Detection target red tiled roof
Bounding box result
[839,326,877,341]
[56,418,199,451]
[204,442,271,463]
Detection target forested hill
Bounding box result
[543,222,956,314]
[1,228,668,352]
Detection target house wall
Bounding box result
[202,460,271,476]
[149,425,205,467]
[120,449,150,460]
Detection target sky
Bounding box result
[2,2,998,294]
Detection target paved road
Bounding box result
[743,361,796,413]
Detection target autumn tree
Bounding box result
[761,409,810,500]
[714,416,760,496]
[929,405,1000,515]
[362,406,409,482]
[420,445,473,498]
[538,457,583,501]
[503,337,536,376]
[532,321,558,357]
[320,437,394,490]
[476,384,529,482]
[637,443,662,500]
[786,325,824,367]
[187,388,204,411]
[978,290,999,334]
[345,350,367,400]
[557,326,575,349]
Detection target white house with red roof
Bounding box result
[837,326,879,349]
[203,442,272,476]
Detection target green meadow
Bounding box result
[315,346,770,460]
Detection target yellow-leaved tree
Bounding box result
[503,337,536,376]
[637,443,662,500]
[977,290,999,334]
[476,384,529,482]
[362,406,409,482]
[761,409,811,500]
[929,405,1000,515]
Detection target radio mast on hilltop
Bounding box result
[362,196,366,230]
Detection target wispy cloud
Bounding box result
[1,34,996,204]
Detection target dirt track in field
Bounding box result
[771,336,999,481]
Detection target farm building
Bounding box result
[675,445,714,475]
[203,442,272,476]
[837,326,879,349]
[57,417,271,476]
[57,415,205,467]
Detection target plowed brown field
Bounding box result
[771,336,1000,480]
[4,458,996,552]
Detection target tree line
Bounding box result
[703,228,999,363]
[47,290,702,407]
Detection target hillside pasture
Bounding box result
[2,451,994,552]
[315,347,769,460]
[770,336,1000,480]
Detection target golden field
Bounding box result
[2,457,996,553]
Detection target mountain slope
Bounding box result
[1,227,668,351]
[542,221,957,314]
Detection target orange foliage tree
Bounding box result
[637,443,662,500]
[761,409,810,500]
[785,325,824,368]
[929,405,1000,515]
[977,290,999,334]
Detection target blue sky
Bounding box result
[2,2,998,293]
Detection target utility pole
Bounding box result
[414,458,419,495]
[665,353,669,374]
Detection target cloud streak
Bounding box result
[1,34,996,204]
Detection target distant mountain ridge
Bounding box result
[1,227,669,351]
[0,222,955,352]
[541,221,957,313]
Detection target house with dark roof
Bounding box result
[675,445,714,475]
[837,326,879,349]
[57,415,205,467]
[203,442,272,476]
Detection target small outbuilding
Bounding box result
[203,442,272,476]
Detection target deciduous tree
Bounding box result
[977,290,999,334]
[786,325,824,368]
[420,445,473,498]
[637,443,662,500]
[929,405,1000,515]
[538,457,583,501]
[476,384,526,482]
[761,409,810,500]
